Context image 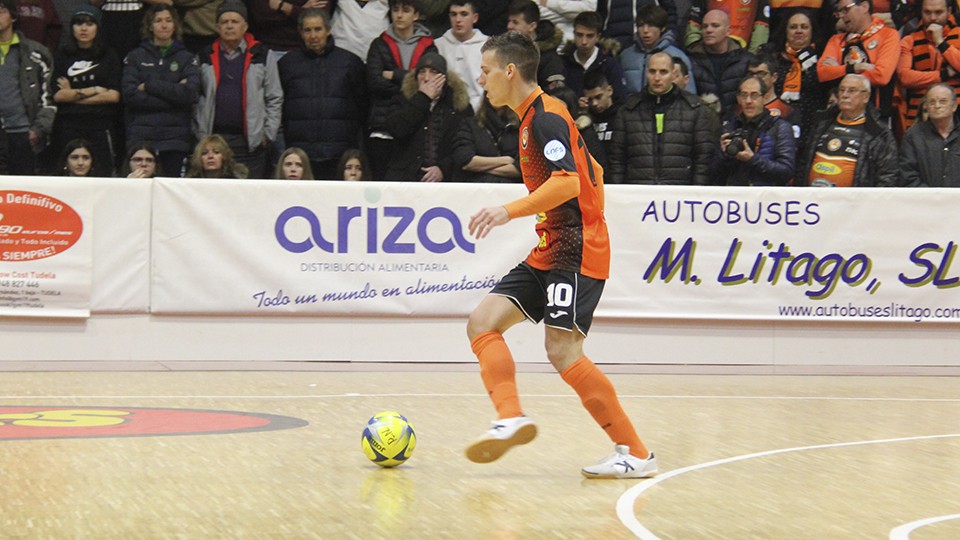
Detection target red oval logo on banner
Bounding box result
[0,407,308,440]
[0,191,84,262]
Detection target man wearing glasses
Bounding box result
[818,0,899,123]
[799,73,898,187]
[716,74,797,186]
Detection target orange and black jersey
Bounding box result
[511,88,610,280]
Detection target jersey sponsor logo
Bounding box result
[867,40,878,50]
[813,162,842,175]
[543,139,566,162]
[827,138,842,151]
[0,407,308,440]
[536,212,547,224]
[521,127,529,149]
[537,230,550,250]
[67,61,99,77]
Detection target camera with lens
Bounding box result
[724,128,753,157]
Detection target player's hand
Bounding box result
[469,206,509,239]
[853,62,875,73]
[822,57,840,67]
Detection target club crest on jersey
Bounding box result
[521,127,529,149]
[543,139,566,162]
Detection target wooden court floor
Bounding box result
[1,367,958,539]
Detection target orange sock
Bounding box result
[471,331,523,419]
[560,356,649,459]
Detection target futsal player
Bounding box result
[465,31,657,478]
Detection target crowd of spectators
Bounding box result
[1,0,960,187]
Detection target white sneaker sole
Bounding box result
[465,423,538,463]
[580,467,658,479]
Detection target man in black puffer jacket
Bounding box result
[279,8,367,180]
[607,52,719,185]
[687,9,752,119]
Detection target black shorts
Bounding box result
[491,262,605,335]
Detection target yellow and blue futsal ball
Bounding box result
[361,411,416,467]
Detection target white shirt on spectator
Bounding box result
[331,0,390,61]
[539,0,597,44]
[435,27,488,112]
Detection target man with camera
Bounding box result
[716,75,797,186]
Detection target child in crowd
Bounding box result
[338,149,371,181]
[60,138,95,177]
[51,4,122,178]
[123,143,161,178]
[274,147,315,180]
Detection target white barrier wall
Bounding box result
[2,177,959,368]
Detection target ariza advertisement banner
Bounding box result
[152,180,960,323]
[151,179,532,316]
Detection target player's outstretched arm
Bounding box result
[470,174,579,239]
[503,173,579,217]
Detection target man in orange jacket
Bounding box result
[818,0,900,122]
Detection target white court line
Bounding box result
[889,513,960,539]
[0,393,959,401]
[617,433,960,539]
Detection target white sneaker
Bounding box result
[465,416,538,463]
[581,445,657,479]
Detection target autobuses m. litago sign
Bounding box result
[602,186,960,323]
[0,187,92,318]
